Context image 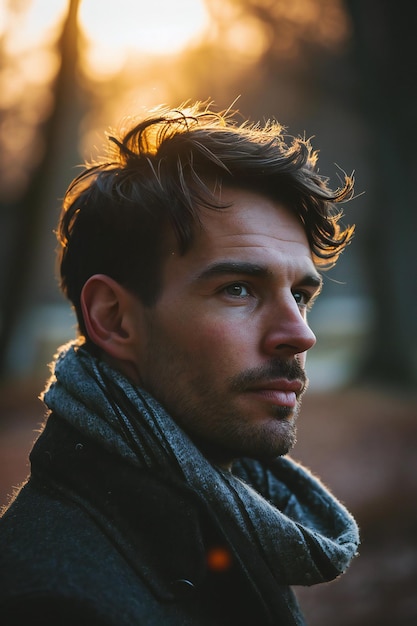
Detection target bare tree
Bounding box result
[0,0,82,378]
[345,0,417,387]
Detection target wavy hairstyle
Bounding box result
[57,102,355,337]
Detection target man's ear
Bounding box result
[81,274,140,362]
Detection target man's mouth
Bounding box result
[245,379,305,408]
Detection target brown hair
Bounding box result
[57,102,355,337]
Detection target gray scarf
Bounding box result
[42,342,359,625]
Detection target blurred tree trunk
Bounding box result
[0,0,82,378]
[345,0,417,387]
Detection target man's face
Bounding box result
[129,188,321,468]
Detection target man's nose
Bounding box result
[261,297,317,359]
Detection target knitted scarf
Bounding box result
[42,342,359,625]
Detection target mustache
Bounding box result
[229,359,308,394]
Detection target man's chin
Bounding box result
[206,426,297,466]
[246,417,298,460]
[246,438,296,462]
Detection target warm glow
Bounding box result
[1,0,67,54]
[0,0,67,199]
[0,1,65,107]
[79,0,210,78]
[226,16,271,60]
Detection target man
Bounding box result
[0,103,359,625]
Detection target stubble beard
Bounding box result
[148,359,306,464]
[223,358,308,459]
[177,396,302,464]
[140,318,307,463]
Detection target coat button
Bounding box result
[171,578,196,598]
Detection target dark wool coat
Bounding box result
[0,415,299,626]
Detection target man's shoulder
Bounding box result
[0,477,261,626]
[0,480,128,596]
[0,434,233,625]
[0,478,199,625]
[0,418,276,625]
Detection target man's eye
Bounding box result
[293,291,309,307]
[223,283,250,297]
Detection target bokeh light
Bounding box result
[0,0,67,54]
[0,0,67,197]
[78,0,210,78]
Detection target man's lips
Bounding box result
[245,379,305,408]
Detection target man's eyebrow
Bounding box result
[196,261,273,281]
[195,261,322,292]
[302,273,323,293]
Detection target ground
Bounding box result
[1,378,416,625]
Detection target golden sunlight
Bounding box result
[1,0,67,54]
[0,0,66,89]
[78,0,210,78]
